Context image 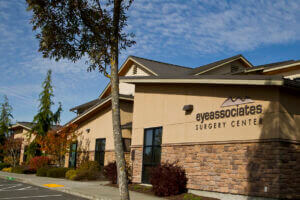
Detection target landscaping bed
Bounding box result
[107,183,219,200]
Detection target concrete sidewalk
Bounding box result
[0,171,164,200]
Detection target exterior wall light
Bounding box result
[183,104,193,115]
[86,128,90,133]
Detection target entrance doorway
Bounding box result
[142,127,162,183]
[69,142,77,168]
[95,138,106,166]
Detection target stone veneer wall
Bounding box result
[131,141,300,199]
[105,151,131,165]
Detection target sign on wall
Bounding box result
[195,97,263,131]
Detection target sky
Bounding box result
[0,0,300,125]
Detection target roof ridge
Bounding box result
[255,60,295,67]
[129,55,192,69]
[196,54,243,68]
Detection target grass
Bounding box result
[183,193,202,200]
[106,183,219,200]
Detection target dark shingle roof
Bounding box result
[13,122,61,131]
[188,54,252,75]
[67,94,134,125]
[17,122,36,129]
[255,60,295,68]
[70,98,101,112]
[129,56,192,76]
[245,60,299,73]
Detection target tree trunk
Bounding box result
[110,0,130,200]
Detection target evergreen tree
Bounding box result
[0,95,13,162]
[32,70,62,137]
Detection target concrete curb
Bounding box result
[0,173,103,200]
[0,172,164,200]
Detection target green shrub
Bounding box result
[183,193,202,200]
[0,163,11,170]
[74,169,100,180]
[150,162,187,196]
[78,161,100,171]
[46,167,68,178]
[65,169,77,180]
[11,166,25,174]
[11,166,36,174]
[67,161,102,181]
[36,167,51,177]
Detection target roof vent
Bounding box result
[133,65,137,75]
[231,65,239,73]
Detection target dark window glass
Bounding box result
[23,146,28,163]
[69,142,77,168]
[143,166,153,184]
[153,146,161,164]
[153,129,162,146]
[95,139,106,166]
[143,147,153,164]
[142,127,162,183]
[122,138,131,152]
[144,129,153,146]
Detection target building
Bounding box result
[10,122,36,164]
[66,54,300,199]
[64,95,134,168]
[10,122,60,164]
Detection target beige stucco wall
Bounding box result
[13,128,35,164]
[64,100,133,167]
[131,84,299,146]
[119,64,151,96]
[76,101,133,152]
[278,88,300,141]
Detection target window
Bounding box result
[122,138,131,152]
[95,139,106,166]
[23,145,28,163]
[142,127,162,183]
[69,142,77,168]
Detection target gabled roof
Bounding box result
[70,98,101,112]
[244,60,299,73]
[67,94,134,125]
[11,122,36,130]
[189,54,253,75]
[129,56,192,76]
[256,60,295,68]
[10,122,61,131]
[98,56,192,99]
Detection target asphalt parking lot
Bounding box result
[0,178,87,200]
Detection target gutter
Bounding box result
[120,78,284,86]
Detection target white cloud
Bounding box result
[126,0,300,56]
[0,84,40,106]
